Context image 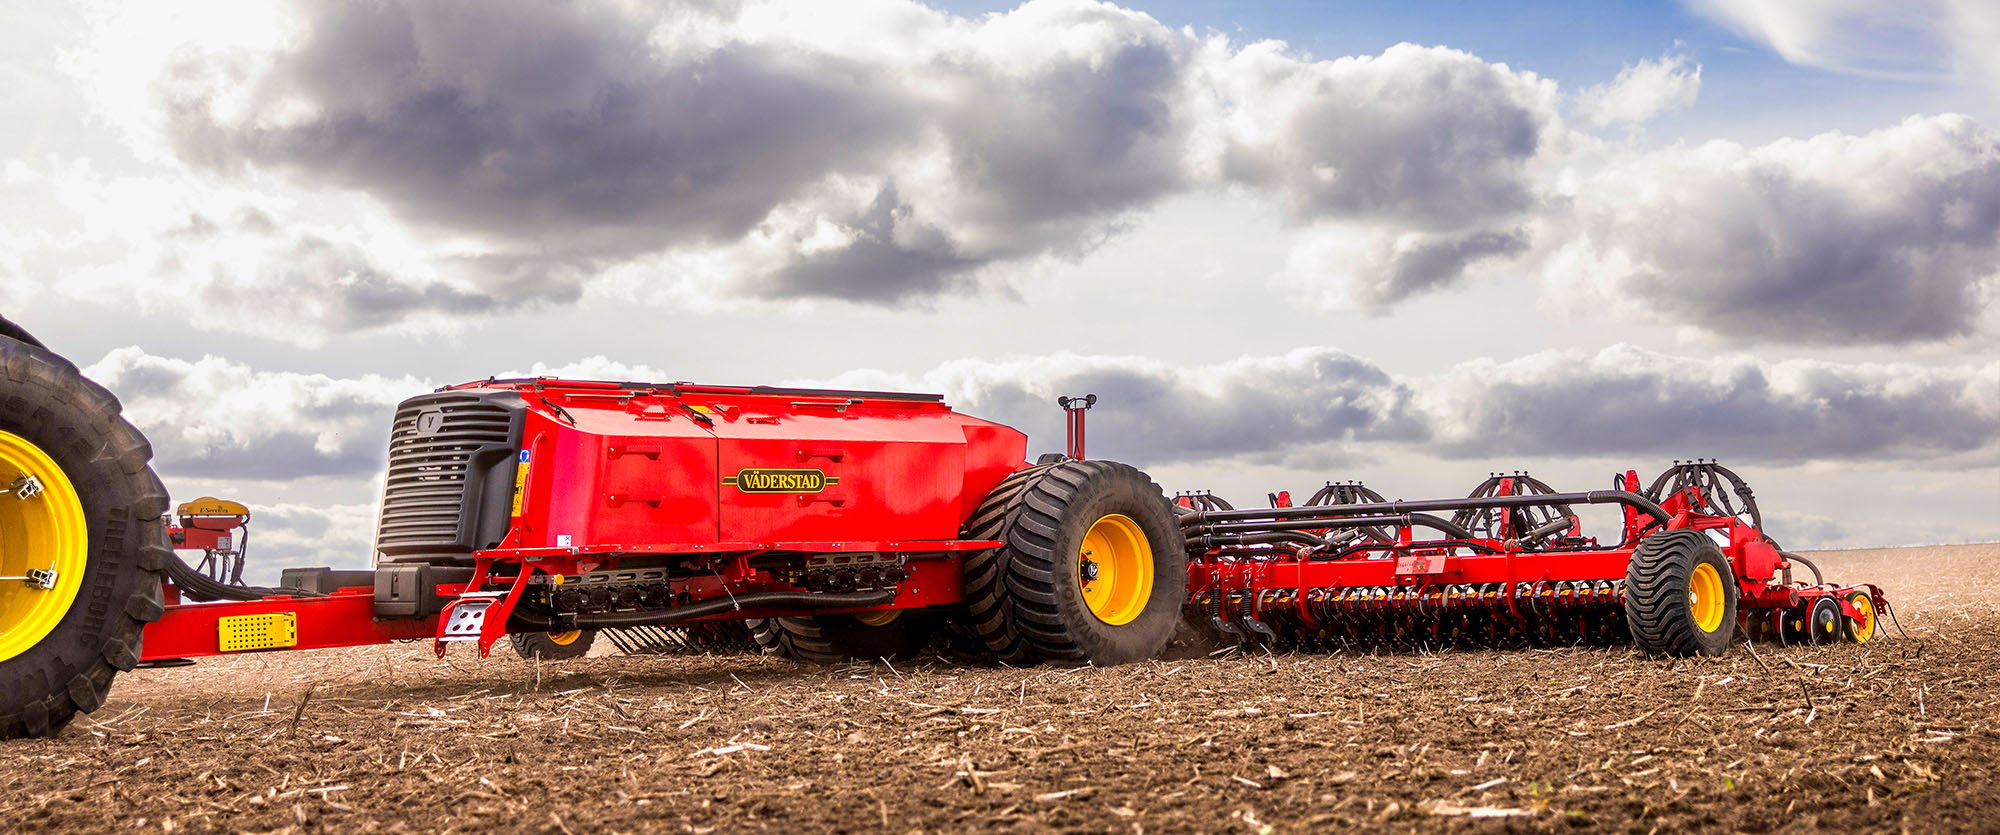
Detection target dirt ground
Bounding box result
[2,544,1994,833]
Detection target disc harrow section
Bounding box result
[1178,463,1890,657]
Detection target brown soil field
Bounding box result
[3,544,1994,833]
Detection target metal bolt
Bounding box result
[6,475,43,500]
[11,569,58,590]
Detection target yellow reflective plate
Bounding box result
[218,612,298,652]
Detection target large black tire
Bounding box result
[509,628,595,660]
[749,611,937,664]
[0,335,171,738]
[1625,529,1737,657]
[962,460,1186,666]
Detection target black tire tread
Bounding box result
[962,460,1185,665]
[750,617,840,664]
[962,464,1061,663]
[1625,529,1736,657]
[750,613,935,664]
[0,335,170,739]
[508,629,595,660]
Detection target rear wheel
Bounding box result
[750,610,937,664]
[962,460,1186,666]
[0,336,171,738]
[509,628,595,660]
[1843,591,1879,643]
[1625,529,1737,657]
[1803,596,1842,644]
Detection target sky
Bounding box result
[1,0,1995,580]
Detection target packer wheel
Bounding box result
[0,330,171,739]
[1779,602,1812,645]
[509,628,596,660]
[1843,591,1879,643]
[962,460,1187,666]
[750,610,936,664]
[1625,529,1737,657]
[1804,596,1842,644]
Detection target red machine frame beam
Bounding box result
[1201,550,1640,592]
[141,589,436,661]
[139,553,972,662]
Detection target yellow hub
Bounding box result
[546,629,583,646]
[852,609,901,627]
[0,431,88,663]
[1846,593,1877,643]
[1078,514,1153,626]
[1688,561,1725,634]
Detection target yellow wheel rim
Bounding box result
[1078,514,1153,626]
[852,609,901,627]
[546,629,583,646]
[0,431,88,663]
[1688,561,1725,634]
[1847,594,1877,643]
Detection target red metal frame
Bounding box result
[1184,467,1888,643]
[140,552,979,662]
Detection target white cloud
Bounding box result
[1420,345,2000,463]
[139,0,1199,307]
[1204,42,1562,229]
[818,347,1427,467]
[83,347,431,479]
[1685,0,2000,91]
[8,0,1993,353]
[237,502,379,584]
[497,356,678,383]
[1544,114,2000,344]
[1274,223,1529,312]
[812,344,1999,470]
[41,1,1593,328]
[1573,52,1702,129]
[12,159,546,345]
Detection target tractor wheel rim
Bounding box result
[1688,562,1725,633]
[546,629,583,646]
[1849,595,1877,642]
[0,431,88,664]
[1079,514,1152,626]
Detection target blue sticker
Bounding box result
[519,450,531,463]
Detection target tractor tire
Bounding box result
[0,336,171,739]
[750,611,937,664]
[509,629,595,660]
[1625,529,1737,657]
[962,460,1186,666]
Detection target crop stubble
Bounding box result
[2,544,1994,832]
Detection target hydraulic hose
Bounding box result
[1780,551,1826,586]
[1194,513,1479,542]
[164,549,324,601]
[1180,490,1671,528]
[1523,515,1575,543]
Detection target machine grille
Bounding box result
[374,391,523,560]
